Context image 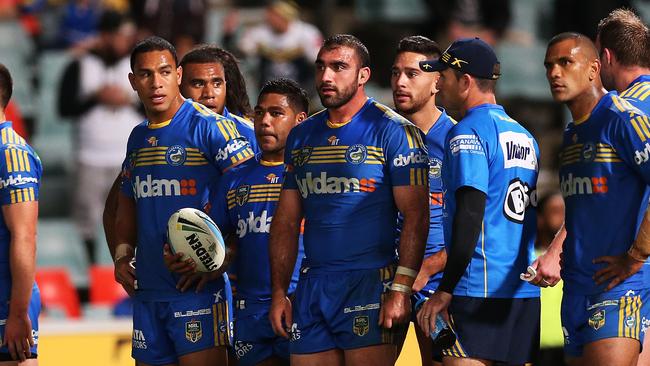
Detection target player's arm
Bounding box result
[269,188,302,338]
[379,184,429,329]
[102,173,121,258]
[529,223,565,287]
[413,249,447,293]
[2,201,37,362]
[113,192,137,296]
[594,207,650,291]
[417,187,486,335]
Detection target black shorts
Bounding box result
[0,353,37,361]
[443,296,540,364]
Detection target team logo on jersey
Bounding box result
[266,173,280,184]
[353,316,369,337]
[581,142,596,162]
[328,135,340,146]
[588,310,605,330]
[429,158,442,178]
[185,320,203,342]
[166,145,187,166]
[503,178,537,223]
[147,136,158,146]
[236,185,250,206]
[293,147,312,167]
[625,315,637,329]
[345,144,367,164]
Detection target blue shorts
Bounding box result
[131,280,233,365]
[0,284,39,358]
[442,296,540,364]
[233,299,289,366]
[290,265,406,354]
[561,288,650,357]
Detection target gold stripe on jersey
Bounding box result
[191,101,216,117]
[4,148,32,173]
[229,148,254,165]
[293,145,385,165]
[4,149,12,172]
[409,168,428,186]
[226,184,282,208]
[1,128,26,145]
[560,143,622,166]
[620,81,650,98]
[630,116,650,142]
[9,187,35,203]
[630,83,650,100]
[611,95,643,118]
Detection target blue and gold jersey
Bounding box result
[443,104,539,298]
[210,156,304,301]
[222,106,259,155]
[396,109,456,290]
[0,122,41,299]
[283,98,429,271]
[120,100,254,300]
[619,75,650,113]
[560,92,650,295]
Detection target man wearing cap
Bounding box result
[416,38,541,365]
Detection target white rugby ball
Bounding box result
[167,208,226,272]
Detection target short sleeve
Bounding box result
[444,124,489,194]
[0,146,42,205]
[384,122,429,187]
[119,149,136,198]
[611,112,650,183]
[208,115,255,172]
[282,129,299,190]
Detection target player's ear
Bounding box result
[176,65,183,86]
[295,111,307,124]
[358,66,371,86]
[431,72,441,95]
[128,73,136,91]
[588,58,601,82]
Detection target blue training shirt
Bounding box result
[0,122,41,300]
[283,98,429,272]
[210,155,304,301]
[396,108,456,291]
[120,99,255,300]
[443,103,540,298]
[560,92,650,295]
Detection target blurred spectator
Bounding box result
[58,11,141,264]
[424,0,511,45]
[223,0,323,94]
[552,0,633,40]
[58,0,102,49]
[131,0,207,58]
[536,191,565,250]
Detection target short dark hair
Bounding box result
[597,8,650,68]
[452,69,496,93]
[180,45,253,117]
[130,36,177,71]
[258,78,309,114]
[0,64,12,108]
[396,35,441,59]
[548,32,599,60]
[321,34,370,68]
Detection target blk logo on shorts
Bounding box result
[185,320,203,343]
[353,316,369,337]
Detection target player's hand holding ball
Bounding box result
[165,208,229,292]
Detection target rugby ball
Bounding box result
[167,208,226,272]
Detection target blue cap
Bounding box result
[419,37,500,80]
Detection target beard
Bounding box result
[318,81,359,109]
[394,93,431,115]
